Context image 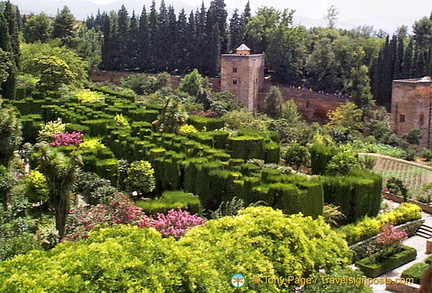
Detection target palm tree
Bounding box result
[36,143,81,238]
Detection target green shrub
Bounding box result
[401,262,429,284]
[136,191,201,216]
[228,135,265,161]
[338,203,422,245]
[310,139,338,175]
[187,115,224,130]
[356,245,417,278]
[125,160,155,195]
[0,207,352,292]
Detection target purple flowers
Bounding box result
[50,132,83,146]
[377,224,408,249]
[152,208,206,240]
[66,195,206,241]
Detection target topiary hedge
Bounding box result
[135,191,201,216]
[338,203,422,246]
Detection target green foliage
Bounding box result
[75,89,104,103]
[209,91,243,115]
[177,124,197,136]
[338,203,422,245]
[326,149,359,176]
[281,99,301,123]
[21,42,88,89]
[401,262,429,284]
[0,105,22,166]
[309,135,338,175]
[356,245,417,278]
[120,72,171,95]
[187,114,224,131]
[421,148,432,161]
[223,109,269,131]
[25,170,49,203]
[125,160,155,195]
[386,176,409,201]
[74,172,117,205]
[210,196,245,219]
[403,128,423,145]
[0,207,352,292]
[113,114,130,128]
[51,6,76,47]
[23,13,52,43]
[322,204,345,227]
[136,191,201,216]
[37,118,67,142]
[325,102,363,138]
[264,86,283,118]
[282,141,310,170]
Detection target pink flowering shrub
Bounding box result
[65,193,152,241]
[152,208,206,240]
[50,132,83,146]
[377,224,408,250]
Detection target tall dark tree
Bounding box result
[208,0,228,53]
[51,6,76,47]
[167,5,177,72]
[148,0,158,71]
[176,9,188,72]
[228,9,242,52]
[138,6,150,70]
[0,6,16,100]
[401,38,413,78]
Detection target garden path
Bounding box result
[371,211,432,292]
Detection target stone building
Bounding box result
[220,44,265,110]
[391,76,432,149]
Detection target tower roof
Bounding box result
[236,44,251,51]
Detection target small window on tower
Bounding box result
[420,112,425,125]
[233,67,238,73]
[233,78,238,85]
[400,114,406,123]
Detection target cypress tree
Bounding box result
[138,6,150,71]
[52,6,76,47]
[176,9,188,73]
[167,5,177,72]
[148,0,158,71]
[228,9,242,52]
[401,38,413,78]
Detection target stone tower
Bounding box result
[391,76,432,148]
[220,44,265,110]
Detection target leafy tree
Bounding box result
[153,98,188,133]
[125,160,155,195]
[21,42,88,89]
[326,149,359,176]
[0,48,11,83]
[281,99,301,123]
[264,86,283,118]
[282,141,310,170]
[0,165,13,206]
[23,13,52,43]
[75,25,102,71]
[209,91,243,115]
[31,55,76,92]
[347,64,374,111]
[35,143,81,238]
[326,102,364,137]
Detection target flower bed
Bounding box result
[356,245,417,278]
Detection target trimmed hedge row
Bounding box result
[187,115,224,131]
[356,245,417,278]
[401,262,429,284]
[135,191,201,216]
[338,203,422,245]
[321,169,382,223]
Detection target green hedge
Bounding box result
[129,108,159,123]
[228,136,265,161]
[338,203,422,245]
[321,169,382,224]
[135,191,201,216]
[401,262,429,284]
[356,245,417,278]
[250,180,323,219]
[310,141,338,175]
[187,115,224,131]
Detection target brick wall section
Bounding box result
[391,77,432,149]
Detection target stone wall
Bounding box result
[220,54,264,110]
[391,77,432,149]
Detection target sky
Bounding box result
[14,0,432,34]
